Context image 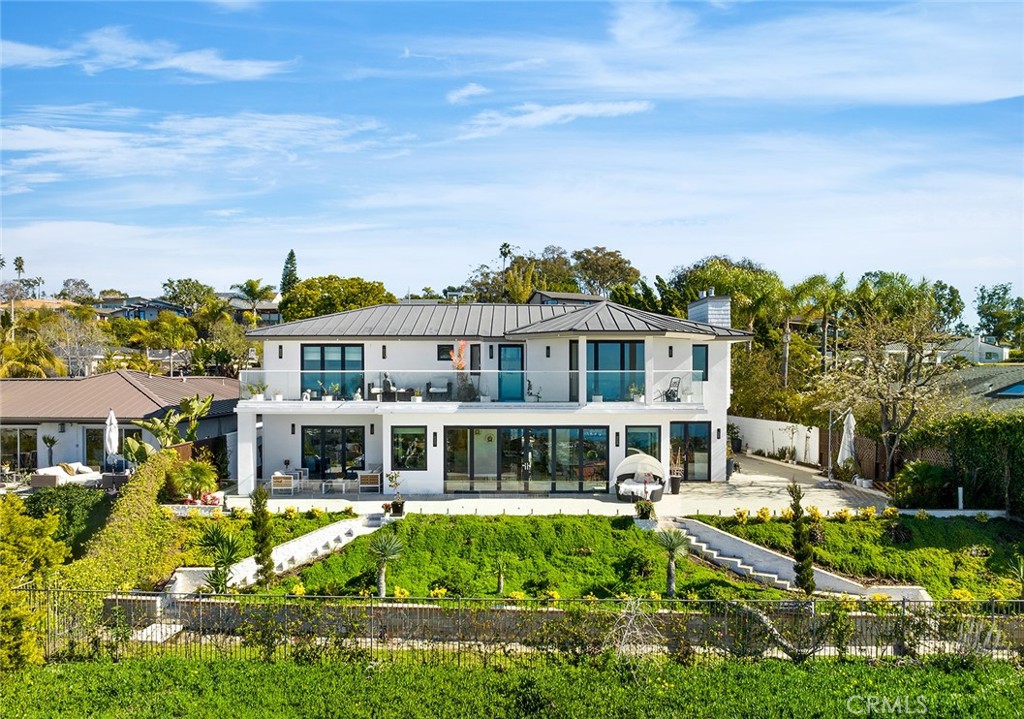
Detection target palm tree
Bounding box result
[368,531,404,598]
[199,524,244,594]
[805,273,848,373]
[653,529,689,598]
[0,332,68,377]
[231,279,276,327]
[779,278,818,388]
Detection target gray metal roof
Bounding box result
[947,364,1024,413]
[507,302,751,338]
[249,301,749,340]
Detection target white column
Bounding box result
[644,336,655,406]
[236,410,258,495]
[577,335,587,405]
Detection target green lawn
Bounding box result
[2,657,1019,719]
[292,514,785,600]
[695,514,1024,600]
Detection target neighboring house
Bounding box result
[97,298,188,321]
[217,293,281,326]
[236,294,749,496]
[948,364,1024,414]
[886,336,1011,365]
[0,370,239,471]
[527,290,604,306]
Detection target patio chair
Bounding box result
[657,376,681,403]
[270,473,295,496]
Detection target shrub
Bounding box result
[882,507,901,521]
[307,507,324,520]
[164,460,218,502]
[779,507,794,523]
[808,523,825,546]
[734,508,750,525]
[891,460,953,509]
[916,509,931,521]
[884,522,913,544]
[617,547,657,583]
[283,507,298,520]
[832,508,852,523]
[230,506,249,520]
[858,506,877,522]
[506,590,526,600]
[975,512,990,524]
[807,506,823,523]
[394,586,410,599]
[756,507,772,523]
[949,588,974,601]
[429,586,448,598]
[22,485,112,558]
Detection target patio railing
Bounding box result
[238,369,704,406]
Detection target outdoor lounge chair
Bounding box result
[270,473,295,496]
[358,465,383,493]
[657,376,681,403]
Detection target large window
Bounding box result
[302,426,365,480]
[586,341,644,401]
[392,427,427,471]
[1,428,37,470]
[669,422,711,482]
[693,345,709,382]
[301,345,364,399]
[626,426,660,460]
[84,427,142,468]
[445,425,608,493]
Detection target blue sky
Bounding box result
[1,1,1021,324]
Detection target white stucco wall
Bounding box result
[727,415,819,464]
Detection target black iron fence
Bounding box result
[16,585,1024,665]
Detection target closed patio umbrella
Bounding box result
[104,409,119,472]
[837,411,856,467]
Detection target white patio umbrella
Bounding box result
[837,411,856,467]
[104,409,119,472]
[613,452,667,482]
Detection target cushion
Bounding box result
[76,465,94,475]
[58,462,75,476]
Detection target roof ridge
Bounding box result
[115,370,169,409]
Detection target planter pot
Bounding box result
[411,396,423,403]
[321,395,333,402]
[479,395,491,403]
[633,518,658,531]
[730,438,743,454]
[592,395,603,403]
[726,458,735,479]
[527,396,539,403]
[273,394,284,402]
[251,394,265,402]
[633,395,644,403]
[670,475,681,495]
[391,502,405,517]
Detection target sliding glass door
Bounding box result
[302,426,365,479]
[669,422,711,482]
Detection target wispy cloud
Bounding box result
[457,101,653,140]
[206,0,262,11]
[1,26,293,81]
[446,82,492,104]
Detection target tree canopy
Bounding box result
[279,275,398,322]
[280,250,299,296]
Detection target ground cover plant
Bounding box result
[697,513,1024,600]
[293,514,785,600]
[22,485,113,559]
[1,657,1019,719]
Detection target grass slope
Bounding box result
[295,514,784,600]
[2,658,1019,719]
[696,515,1024,600]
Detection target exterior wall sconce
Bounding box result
[58,423,66,433]
[370,424,374,435]
[278,345,283,359]
[489,345,494,359]
[615,431,620,447]
[668,346,674,358]
[432,432,438,447]
[546,346,551,358]
[291,423,295,435]
[382,345,387,359]
[716,428,721,439]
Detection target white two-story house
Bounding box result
[235,292,748,497]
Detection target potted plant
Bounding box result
[245,382,268,401]
[629,383,644,402]
[634,498,657,529]
[271,388,284,402]
[42,435,58,466]
[526,380,542,402]
[726,443,735,479]
[727,423,743,454]
[411,388,423,403]
[386,470,405,516]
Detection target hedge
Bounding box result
[57,450,182,592]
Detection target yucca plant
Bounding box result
[653,528,689,598]
[368,531,404,598]
[199,523,244,594]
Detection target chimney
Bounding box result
[687,288,731,328]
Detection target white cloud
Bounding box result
[457,100,653,140]
[206,0,262,11]
[446,83,492,104]
[1,26,292,81]
[609,1,695,49]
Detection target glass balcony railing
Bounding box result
[238,369,704,406]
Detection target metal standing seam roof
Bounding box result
[248,301,750,340]
[0,370,239,423]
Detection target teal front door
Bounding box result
[498,345,524,401]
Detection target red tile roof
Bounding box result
[0,370,239,423]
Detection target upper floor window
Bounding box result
[693,344,708,381]
[586,341,644,402]
[301,344,363,399]
[437,344,454,361]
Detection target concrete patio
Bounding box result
[225,454,889,518]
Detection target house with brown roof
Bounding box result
[0,370,239,472]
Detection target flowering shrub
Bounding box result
[429,586,448,598]
[734,508,749,525]
[394,586,410,599]
[833,509,852,523]
[647,591,661,600]
[857,506,876,521]
[541,589,560,604]
[975,512,990,524]
[755,507,772,523]
[210,508,223,521]
[915,509,930,521]
[583,593,598,602]
[807,506,823,523]
[381,502,392,515]
[507,590,526,601]
[288,582,306,596]
[949,588,974,601]
[307,507,324,519]
[779,507,794,523]
[881,507,900,521]
[282,506,298,520]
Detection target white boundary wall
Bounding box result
[728,416,819,465]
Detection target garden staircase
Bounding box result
[666,518,795,592]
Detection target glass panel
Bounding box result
[444,428,471,492]
[553,428,579,491]
[302,427,324,478]
[581,428,609,490]
[525,428,552,492]
[587,341,644,401]
[693,345,708,381]
[501,428,527,491]
[84,428,104,468]
[20,428,38,469]
[392,427,426,471]
[1,428,17,469]
[470,344,481,376]
[688,423,711,481]
[498,346,524,401]
[471,428,499,491]
[569,340,579,403]
[625,426,660,459]
[345,428,365,472]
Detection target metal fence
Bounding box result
[17,585,1024,665]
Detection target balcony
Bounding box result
[238,369,704,407]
